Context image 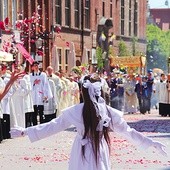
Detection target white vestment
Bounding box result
[26,103,154,170]
[44,79,57,115]
[30,72,52,105]
[11,78,28,128]
[23,74,34,113]
[157,80,169,103]
[48,73,62,109]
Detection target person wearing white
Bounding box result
[23,73,34,127]
[46,66,62,115]
[0,67,25,140]
[44,78,57,122]
[30,61,52,125]
[157,73,169,116]
[10,75,167,170]
[0,65,14,139]
[68,76,80,106]
[11,76,28,128]
[124,74,138,114]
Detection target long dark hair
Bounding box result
[81,75,111,165]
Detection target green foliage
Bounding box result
[96,46,103,71]
[118,39,129,56]
[108,45,116,57]
[131,36,141,56]
[146,24,170,71]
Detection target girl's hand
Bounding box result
[10,71,25,82]
[152,141,168,157]
[10,126,27,138]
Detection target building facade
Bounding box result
[150,8,170,31]
[0,0,148,73]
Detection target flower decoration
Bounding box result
[71,66,82,76]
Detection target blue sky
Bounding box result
[149,0,169,8]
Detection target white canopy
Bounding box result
[0,51,13,61]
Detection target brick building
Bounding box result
[0,0,148,73]
[150,8,170,31]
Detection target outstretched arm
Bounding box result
[10,110,72,142]
[0,71,25,101]
[107,106,167,157]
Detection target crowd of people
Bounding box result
[108,69,170,117]
[0,62,170,144]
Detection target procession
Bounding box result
[1,61,170,139]
[0,60,169,169]
[0,0,170,170]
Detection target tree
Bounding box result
[131,36,141,56]
[118,39,129,56]
[146,24,170,71]
[96,46,103,72]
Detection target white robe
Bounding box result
[23,74,34,113]
[157,80,169,103]
[26,103,153,170]
[30,72,52,105]
[48,73,62,109]
[11,78,28,128]
[44,79,57,115]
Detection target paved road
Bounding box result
[0,109,170,170]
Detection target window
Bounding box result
[55,0,62,25]
[110,0,113,18]
[102,1,105,17]
[65,0,71,26]
[129,0,132,36]
[58,49,62,70]
[121,0,125,35]
[74,0,80,28]
[134,0,138,36]
[155,18,161,24]
[84,0,90,29]
[162,23,169,31]
[65,49,69,71]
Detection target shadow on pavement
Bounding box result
[64,120,170,134]
[147,134,170,138]
[162,167,170,170]
[127,119,170,133]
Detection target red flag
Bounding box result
[16,43,34,64]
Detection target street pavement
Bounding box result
[0,109,170,170]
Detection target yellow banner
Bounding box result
[110,56,145,67]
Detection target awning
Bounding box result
[0,51,13,61]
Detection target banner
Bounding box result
[110,56,146,67]
[16,44,34,65]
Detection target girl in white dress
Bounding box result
[10,74,167,170]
